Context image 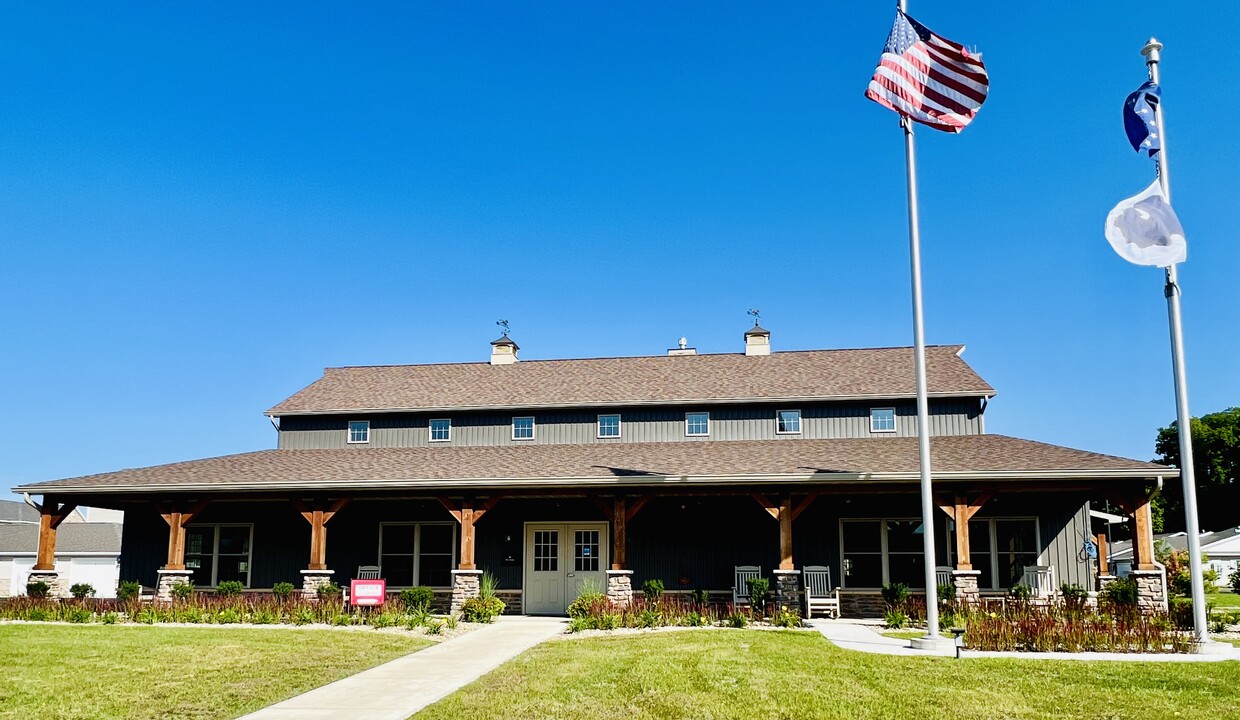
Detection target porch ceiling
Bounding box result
[14,434,1173,496]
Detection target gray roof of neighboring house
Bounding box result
[1111,526,1240,559]
[14,434,1171,495]
[266,345,996,416]
[0,499,85,524]
[0,522,122,555]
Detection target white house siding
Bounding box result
[3,555,120,598]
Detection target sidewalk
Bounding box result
[238,615,567,720]
[809,618,1240,662]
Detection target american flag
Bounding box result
[865,11,988,133]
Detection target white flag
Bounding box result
[1104,179,1186,267]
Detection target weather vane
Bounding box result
[496,319,510,337]
[747,308,761,326]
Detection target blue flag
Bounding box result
[1123,81,1161,156]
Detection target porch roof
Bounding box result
[15,434,1172,495]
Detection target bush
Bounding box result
[461,596,505,623]
[690,588,710,605]
[28,608,50,622]
[171,581,195,600]
[936,583,955,605]
[1230,566,1240,595]
[400,586,435,611]
[216,608,243,624]
[67,608,92,624]
[746,577,770,613]
[101,611,119,625]
[884,608,909,629]
[69,583,96,599]
[726,612,748,628]
[272,582,295,601]
[641,578,665,601]
[1009,583,1032,602]
[317,581,341,601]
[1061,583,1088,612]
[215,580,244,597]
[117,580,141,602]
[1101,577,1139,608]
[880,582,909,609]
[567,591,608,619]
[774,607,801,628]
[25,581,51,599]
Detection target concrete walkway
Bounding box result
[239,616,567,720]
[809,618,1240,662]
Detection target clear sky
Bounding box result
[2,2,1237,496]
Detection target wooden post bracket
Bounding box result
[31,498,79,572]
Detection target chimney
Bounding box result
[667,337,697,356]
[490,334,519,365]
[744,324,771,356]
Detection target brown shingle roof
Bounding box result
[267,346,995,416]
[14,435,1168,495]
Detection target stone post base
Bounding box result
[156,569,194,602]
[606,569,634,608]
[26,571,65,599]
[1097,574,1117,593]
[300,569,336,601]
[450,569,482,614]
[950,570,981,605]
[1130,569,1167,613]
[773,569,801,614]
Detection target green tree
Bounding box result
[1154,407,1240,533]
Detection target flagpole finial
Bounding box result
[1141,38,1163,62]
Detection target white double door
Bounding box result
[524,522,608,615]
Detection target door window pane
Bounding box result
[995,519,1038,589]
[185,527,215,586]
[418,524,454,588]
[574,530,600,572]
[418,555,452,588]
[380,524,415,587]
[534,530,558,572]
[842,520,882,588]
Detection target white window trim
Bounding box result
[184,523,254,588]
[347,420,370,444]
[685,411,710,437]
[596,414,622,439]
[776,408,802,435]
[429,418,452,443]
[869,407,897,434]
[377,522,458,588]
[512,416,536,441]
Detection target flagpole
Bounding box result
[1141,38,1219,653]
[897,0,944,649]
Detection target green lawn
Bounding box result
[1210,590,1240,609]
[416,630,1240,720]
[0,624,430,720]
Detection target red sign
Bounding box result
[350,579,386,606]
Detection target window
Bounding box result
[597,414,621,439]
[347,420,370,444]
[870,407,896,433]
[512,416,535,440]
[949,518,1040,590]
[379,523,457,587]
[429,418,451,442]
[776,409,801,434]
[685,411,710,437]
[184,524,252,587]
[575,530,600,572]
[839,518,949,589]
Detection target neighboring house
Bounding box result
[12,327,1176,615]
[0,499,122,597]
[1110,527,1240,588]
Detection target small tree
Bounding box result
[746,577,769,614]
[271,582,295,601]
[69,583,96,599]
[641,578,664,601]
[1230,565,1240,595]
[25,581,51,599]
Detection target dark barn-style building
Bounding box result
[15,328,1173,615]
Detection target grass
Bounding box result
[0,624,430,719]
[1210,590,1240,609]
[415,629,1240,720]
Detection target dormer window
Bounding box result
[685,412,710,437]
[776,409,801,435]
[347,420,370,444]
[430,418,452,442]
[870,408,896,433]
[597,414,621,439]
[512,416,535,440]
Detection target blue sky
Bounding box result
[2,2,1237,495]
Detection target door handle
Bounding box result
[567,573,575,577]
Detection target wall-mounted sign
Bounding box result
[350,579,386,606]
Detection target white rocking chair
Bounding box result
[356,565,382,580]
[732,566,762,608]
[802,565,841,619]
[1020,565,1055,600]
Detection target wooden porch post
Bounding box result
[1097,533,1109,575]
[438,496,501,571]
[159,501,209,570]
[1132,497,1157,571]
[936,491,991,570]
[778,494,794,571]
[32,501,77,571]
[293,499,349,570]
[612,497,627,570]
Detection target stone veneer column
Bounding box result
[1129,569,1167,613]
[300,569,336,601]
[606,569,633,608]
[450,569,482,614]
[156,569,194,602]
[950,569,981,606]
[773,569,801,614]
[26,571,65,599]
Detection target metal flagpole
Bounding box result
[897,0,944,647]
[1141,38,1219,652]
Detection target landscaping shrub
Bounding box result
[1060,583,1088,612]
[1231,566,1240,595]
[317,582,341,602]
[101,611,119,625]
[689,588,709,605]
[884,608,909,629]
[69,583,96,599]
[773,607,801,628]
[567,589,608,619]
[727,611,748,628]
[641,578,664,601]
[271,582,295,601]
[746,577,769,614]
[1009,583,1032,602]
[880,582,908,609]
[964,603,1189,653]
[116,580,141,602]
[479,573,500,600]
[67,607,93,624]
[25,581,51,599]
[1101,577,1139,610]
[936,583,955,606]
[407,606,432,628]
[216,608,243,624]
[171,581,195,600]
[461,596,505,623]
[400,586,435,611]
[215,580,244,597]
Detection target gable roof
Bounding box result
[1111,527,1240,560]
[267,345,995,417]
[14,434,1169,495]
[0,523,121,555]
